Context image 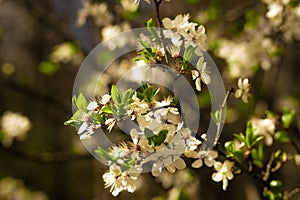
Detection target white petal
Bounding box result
[237,78,242,89]
[201,72,211,84]
[184,150,199,158]
[204,158,216,167]
[101,94,111,105]
[166,165,176,173]
[191,70,199,80]
[243,78,249,87]
[212,172,223,182]
[208,150,218,159]
[174,157,186,170]
[130,129,139,145]
[222,178,229,190]
[226,171,234,180]
[214,161,223,171]
[242,94,249,103]
[78,122,88,134]
[195,78,201,91]
[87,101,98,110]
[223,160,234,171]
[196,57,204,69]
[192,159,203,168]
[152,166,161,177]
[235,90,242,98]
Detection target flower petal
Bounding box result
[191,70,199,80]
[174,157,186,170]
[195,78,201,91]
[192,159,203,168]
[212,172,222,182]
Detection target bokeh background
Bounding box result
[0,0,299,199]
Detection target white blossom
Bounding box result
[235,78,251,103]
[162,14,191,34]
[251,118,276,146]
[76,2,113,27]
[103,164,142,196]
[191,56,211,91]
[0,111,32,147]
[211,160,234,190]
[185,150,218,168]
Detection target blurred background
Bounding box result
[0,0,299,199]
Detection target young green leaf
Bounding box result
[73,93,87,111]
[111,85,123,105]
[144,128,168,147]
[274,131,291,143]
[281,107,295,129]
[251,144,264,168]
[183,46,195,63]
[101,104,113,114]
[123,89,134,105]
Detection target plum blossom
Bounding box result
[212,160,234,190]
[0,111,32,147]
[235,78,251,103]
[103,164,142,196]
[185,150,218,168]
[191,56,211,91]
[251,118,276,146]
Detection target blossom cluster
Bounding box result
[0,177,48,200]
[65,82,240,195]
[214,0,300,79]
[0,111,32,148]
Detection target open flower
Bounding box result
[191,56,211,91]
[184,24,208,51]
[212,160,234,190]
[162,14,191,34]
[103,164,141,196]
[235,78,251,103]
[185,150,218,168]
[142,148,186,177]
[0,111,32,147]
[251,118,276,146]
[130,128,154,154]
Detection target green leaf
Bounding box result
[111,85,123,105]
[225,141,235,153]
[265,110,278,119]
[281,107,295,129]
[234,133,247,145]
[64,119,77,126]
[72,94,88,111]
[123,89,134,105]
[274,131,291,143]
[183,46,195,64]
[101,104,113,114]
[245,122,254,143]
[145,128,168,147]
[146,18,159,39]
[95,146,117,163]
[140,84,160,103]
[76,94,88,110]
[89,112,104,124]
[38,61,60,76]
[64,110,85,127]
[251,144,264,168]
[233,150,245,161]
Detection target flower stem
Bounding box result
[153,0,163,27]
